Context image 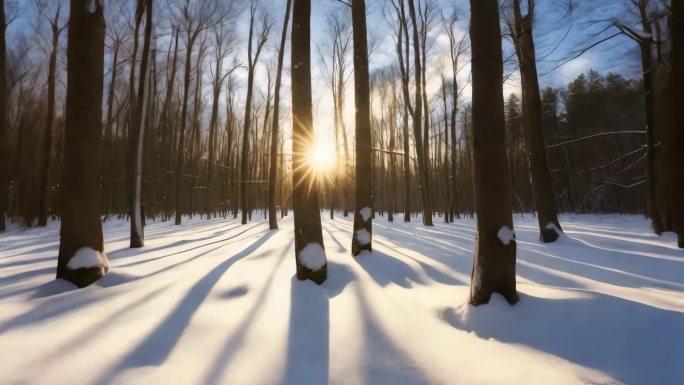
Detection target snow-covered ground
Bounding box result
[1,212,683,385]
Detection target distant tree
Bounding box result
[268,0,292,230]
[351,0,373,255]
[672,0,684,248]
[240,1,272,225]
[56,0,109,287]
[291,0,327,283]
[468,0,518,306]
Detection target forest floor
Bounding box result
[0,212,683,385]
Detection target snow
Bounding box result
[298,242,326,270]
[359,207,372,222]
[497,225,515,245]
[355,229,371,245]
[86,0,99,13]
[1,213,683,385]
[67,247,108,271]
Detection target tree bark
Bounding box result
[468,0,518,306]
[292,0,327,283]
[0,0,8,232]
[672,0,684,248]
[512,0,562,243]
[351,0,373,255]
[57,0,109,287]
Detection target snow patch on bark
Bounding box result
[471,266,482,295]
[545,222,562,234]
[67,247,108,270]
[359,207,372,222]
[298,243,326,270]
[497,226,515,245]
[355,229,371,245]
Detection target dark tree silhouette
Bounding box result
[468,0,518,306]
[351,0,373,255]
[291,0,326,284]
[56,0,109,287]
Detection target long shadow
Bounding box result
[98,230,276,384]
[354,250,425,288]
[283,276,330,385]
[354,284,431,385]
[0,267,54,287]
[440,292,684,385]
[203,237,292,385]
[0,255,55,269]
[323,226,348,253]
[109,223,262,266]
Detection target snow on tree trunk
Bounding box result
[291,0,326,284]
[468,0,518,306]
[512,0,563,243]
[57,0,109,288]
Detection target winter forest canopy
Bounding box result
[0,0,683,384]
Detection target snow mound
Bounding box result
[497,226,515,245]
[355,229,371,245]
[359,207,372,222]
[67,247,108,270]
[298,243,326,270]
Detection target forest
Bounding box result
[0,0,682,384]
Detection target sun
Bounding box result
[308,140,335,175]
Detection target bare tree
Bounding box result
[468,0,518,306]
[57,0,109,287]
[672,0,684,248]
[268,0,292,230]
[240,0,272,225]
[351,0,373,255]
[511,0,563,242]
[291,0,326,284]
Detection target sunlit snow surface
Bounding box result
[1,213,683,385]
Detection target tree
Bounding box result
[351,0,373,255]
[268,0,292,230]
[511,0,563,242]
[240,1,272,225]
[291,0,327,284]
[468,0,518,306]
[128,0,153,247]
[56,0,109,287]
[0,0,7,232]
[406,0,433,226]
[672,0,684,248]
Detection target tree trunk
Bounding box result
[268,0,292,230]
[406,0,433,226]
[292,0,326,284]
[672,0,684,248]
[468,0,518,306]
[129,0,153,247]
[0,0,8,232]
[351,0,373,255]
[512,0,562,243]
[57,0,109,287]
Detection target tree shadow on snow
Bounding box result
[439,293,684,385]
[97,230,276,384]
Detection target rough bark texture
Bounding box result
[57,0,109,287]
[672,0,684,248]
[512,0,562,243]
[351,0,373,255]
[468,0,518,306]
[268,0,292,230]
[0,0,7,232]
[291,0,326,283]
